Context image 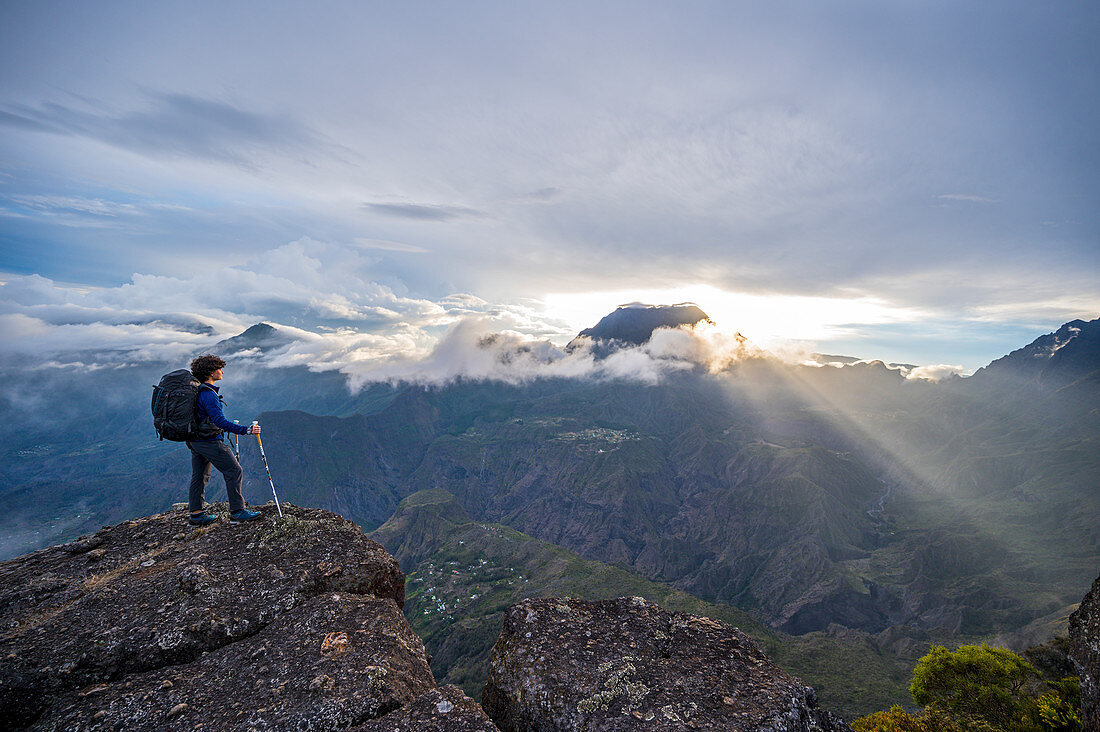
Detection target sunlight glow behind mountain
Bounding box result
[544,285,928,352]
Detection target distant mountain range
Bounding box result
[0,307,1096,715]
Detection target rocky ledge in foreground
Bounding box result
[482,597,850,731]
[0,504,495,731]
[1069,572,1100,732]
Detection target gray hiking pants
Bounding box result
[187,439,245,513]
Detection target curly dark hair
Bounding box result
[190,354,227,383]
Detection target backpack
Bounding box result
[150,370,221,441]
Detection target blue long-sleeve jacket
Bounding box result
[194,384,250,441]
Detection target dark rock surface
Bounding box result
[482,596,849,731]
[0,503,490,731]
[1070,573,1100,732]
[351,684,498,731]
[33,593,434,730]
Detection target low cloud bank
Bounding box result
[0,238,763,388]
[906,363,964,381]
[337,318,757,389]
[0,238,571,374]
[805,354,964,381]
[2,238,961,389]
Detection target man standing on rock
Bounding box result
[186,354,262,526]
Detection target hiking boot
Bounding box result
[188,512,218,526]
[229,508,262,524]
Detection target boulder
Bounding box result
[0,504,453,730]
[482,596,849,731]
[1069,573,1100,732]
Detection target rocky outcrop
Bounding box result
[0,503,492,730]
[482,597,849,731]
[1070,573,1100,732]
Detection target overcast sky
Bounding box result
[1,1,1097,373]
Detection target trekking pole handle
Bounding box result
[251,420,283,517]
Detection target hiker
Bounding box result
[186,354,263,526]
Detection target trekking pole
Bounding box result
[233,421,240,460]
[252,421,284,517]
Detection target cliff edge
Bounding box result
[0,503,494,730]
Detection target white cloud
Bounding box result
[1,250,772,387]
[0,240,576,379]
[11,195,140,217]
[353,237,429,253]
[936,194,998,204]
[906,364,965,381]
[338,318,766,390]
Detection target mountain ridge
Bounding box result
[972,316,1100,388]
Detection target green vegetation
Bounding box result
[247,514,317,546]
[853,705,962,732]
[911,645,1040,728]
[854,644,1081,732]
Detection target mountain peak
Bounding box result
[574,303,712,348]
[240,322,277,338]
[974,316,1100,387]
[214,322,293,354]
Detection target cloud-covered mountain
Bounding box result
[212,322,296,354]
[573,302,713,347]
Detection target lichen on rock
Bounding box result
[350,684,498,731]
[575,657,650,714]
[482,596,850,731]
